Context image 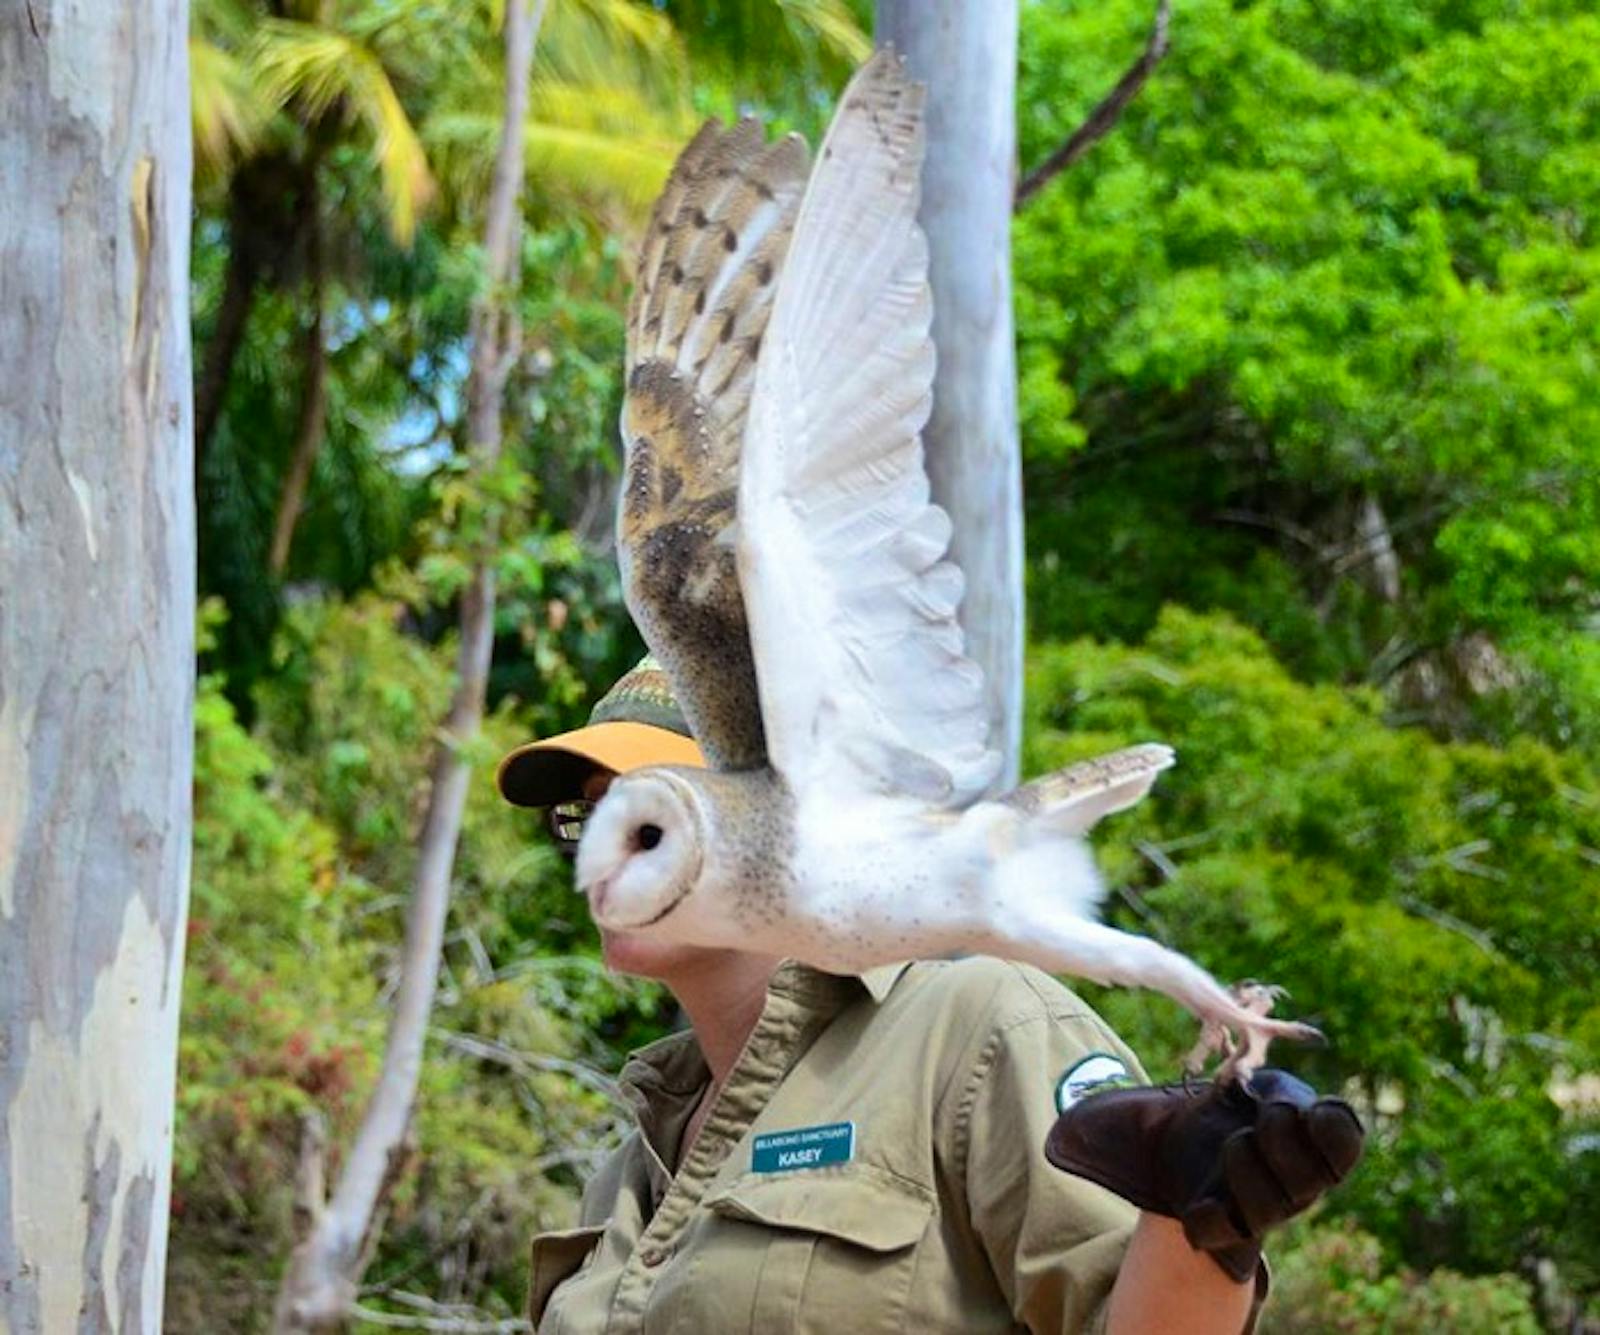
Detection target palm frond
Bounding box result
[252,18,435,244]
[530,79,689,139]
[658,0,868,75]
[347,0,484,81]
[537,0,688,104]
[425,0,693,220]
[426,110,679,218]
[191,0,260,48]
[775,0,871,63]
[524,121,680,212]
[191,35,272,179]
[559,0,681,56]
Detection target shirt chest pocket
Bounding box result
[700,1167,934,1335]
[527,1223,608,1332]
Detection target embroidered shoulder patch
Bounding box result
[1054,1053,1134,1113]
[751,1121,855,1173]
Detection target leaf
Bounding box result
[252,18,435,244]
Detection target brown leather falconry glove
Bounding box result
[1044,1069,1365,1283]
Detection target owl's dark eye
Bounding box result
[636,823,663,851]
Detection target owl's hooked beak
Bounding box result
[578,870,617,918]
[580,863,693,931]
[573,813,626,921]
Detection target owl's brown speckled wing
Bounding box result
[618,118,809,771]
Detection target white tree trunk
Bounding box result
[270,3,544,1329]
[0,3,194,1332]
[876,0,1023,789]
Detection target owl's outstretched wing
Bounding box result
[737,50,1002,808]
[618,118,809,770]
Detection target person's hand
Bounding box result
[1044,1069,1364,1282]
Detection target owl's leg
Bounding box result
[990,912,1320,1083]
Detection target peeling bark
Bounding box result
[269,3,545,1328]
[875,0,1025,789]
[0,5,195,1331]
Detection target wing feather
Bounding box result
[738,50,1002,805]
[618,120,809,769]
[1002,744,1178,836]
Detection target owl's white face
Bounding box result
[574,770,705,931]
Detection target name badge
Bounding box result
[751,1121,855,1174]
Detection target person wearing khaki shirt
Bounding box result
[499,662,1357,1333]
[531,959,1147,1333]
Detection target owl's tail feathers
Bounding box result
[985,741,1174,918]
[1002,743,1176,837]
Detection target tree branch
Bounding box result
[1210,507,1329,558]
[291,1109,328,1242]
[1014,0,1171,210]
[1398,895,1504,958]
[347,1297,531,1333]
[269,183,328,577]
[270,4,546,1329]
[432,1027,620,1101]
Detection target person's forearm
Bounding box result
[1105,1213,1255,1335]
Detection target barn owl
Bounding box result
[578,50,1316,1079]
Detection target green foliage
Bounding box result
[1026,608,1600,1292]
[170,603,663,1329]
[178,1,1600,1325]
[1016,0,1600,751]
[191,0,703,706]
[195,250,431,704]
[1266,1222,1542,1333]
[664,0,869,135]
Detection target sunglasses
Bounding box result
[547,800,594,858]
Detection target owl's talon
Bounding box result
[1183,979,1319,1086]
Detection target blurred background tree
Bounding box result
[171,0,1598,1329]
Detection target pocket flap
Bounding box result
[705,1166,933,1253]
[527,1223,607,1325]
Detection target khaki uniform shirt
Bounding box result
[527,957,1150,1334]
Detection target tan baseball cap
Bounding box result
[496,656,705,808]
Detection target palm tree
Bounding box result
[189,0,695,574]
[188,0,875,681]
[190,0,445,503]
[663,0,869,81]
[191,0,435,457]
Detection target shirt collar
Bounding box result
[619,961,912,1092]
[614,960,911,1192]
[757,959,911,1012]
[619,1027,707,1100]
[859,961,911,1003]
